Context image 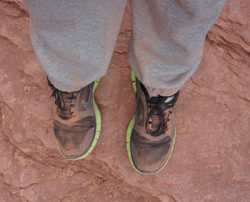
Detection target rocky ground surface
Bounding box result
[0,0,250,201]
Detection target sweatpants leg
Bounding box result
[23,0,127,92]
[128,0,228,96]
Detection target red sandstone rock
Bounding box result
[0,0,249,201]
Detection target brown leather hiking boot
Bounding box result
[48,78,101,160]
[127,72,179,174]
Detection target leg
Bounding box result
[128,0,228,96]
[24,0,127,92]
[127,0,228,174]
[23,0,127,159]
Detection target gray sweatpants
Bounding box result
[23,0,227,96]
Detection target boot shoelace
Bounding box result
[48,81,77,119]
[145,96,175,136]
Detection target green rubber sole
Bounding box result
[126,71,176,175]
[57,78,101,160]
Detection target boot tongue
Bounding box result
[148,110,161,133]
[147,97,162,134]
[61,93,73,112]
[57,92,74,119]
[146,95,174,134]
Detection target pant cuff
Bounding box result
[145,86,181,97]
[47,76,86,92]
